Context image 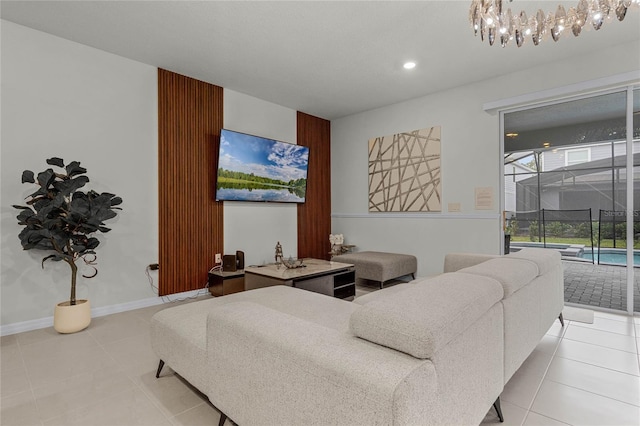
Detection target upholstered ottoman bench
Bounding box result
[332,251,417,288]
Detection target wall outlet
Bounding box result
[215,253,222,264]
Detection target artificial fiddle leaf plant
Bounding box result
[13,157,122,305]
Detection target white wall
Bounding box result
[223,90,298,266]
[331,40,640,278]
[1,21,158,327]
[2,18,637,329]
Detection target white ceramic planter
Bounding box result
[53,299,91,333]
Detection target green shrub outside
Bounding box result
[507,219,640,249]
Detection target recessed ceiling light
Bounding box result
[403,62,416,70]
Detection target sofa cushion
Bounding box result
[150,286,357,392]
[507,248,561,275]
[349,272,503,359]
[458,257,539,297]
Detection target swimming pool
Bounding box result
[579,249,640,266]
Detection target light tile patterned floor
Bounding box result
[1,292,639,425]
[482,310,640,425]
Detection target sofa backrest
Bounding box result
[506,248,561,275]
[443,253,499,273]
[349,272,503,359]
[457,257,539,297]
[455,248,561,298]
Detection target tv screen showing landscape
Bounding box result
[215,129,309,203]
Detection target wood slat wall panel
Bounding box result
[158,69,223,296]
[297,112,331,260]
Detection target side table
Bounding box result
[208,269,245,297]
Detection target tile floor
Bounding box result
[1,293,639,425]
[480,310,640,425]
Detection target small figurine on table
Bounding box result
[275,241,283,265]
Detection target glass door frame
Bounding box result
[499,84,638,315]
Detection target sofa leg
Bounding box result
[410,273,415,280]
[218,412,227,426]
[155,360,165,378]
[493,397,504,422]
[558,312,565,327]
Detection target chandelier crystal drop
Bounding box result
[469,0,639,47]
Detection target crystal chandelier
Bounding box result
[469,0,640,47]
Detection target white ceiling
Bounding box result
[505,90,640,132]
[2,1,639,120]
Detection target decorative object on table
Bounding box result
[222,254,237,272]
[235,250,245,270]
[329,234,355,258]
[282,256,305,269]
[13,157,122,333]
[332,244,356,257]
[329,233,344,256]
[275,241,284,265]
[368,126,441,212]
[469,0,639,48]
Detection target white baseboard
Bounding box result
[0,316,55,337]
[0,289,206,337]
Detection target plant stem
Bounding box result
[66,260,78,305]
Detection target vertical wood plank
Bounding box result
[158,69,223,296]
[297,112,331,260]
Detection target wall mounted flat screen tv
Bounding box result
[215,129,309,203]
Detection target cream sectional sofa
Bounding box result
[150,248,563,425]
[444,248,564,383]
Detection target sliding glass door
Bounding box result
[502,86,640,314]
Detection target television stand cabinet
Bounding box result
[244,258,355,299]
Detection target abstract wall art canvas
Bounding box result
[368,126,441,212]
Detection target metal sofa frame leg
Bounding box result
[155,360,165,378]
[218,413,227,426]
[493,397,504,422]
[558,312,565,327]
[155,359,229,426]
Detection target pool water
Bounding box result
[579,250,640,266]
